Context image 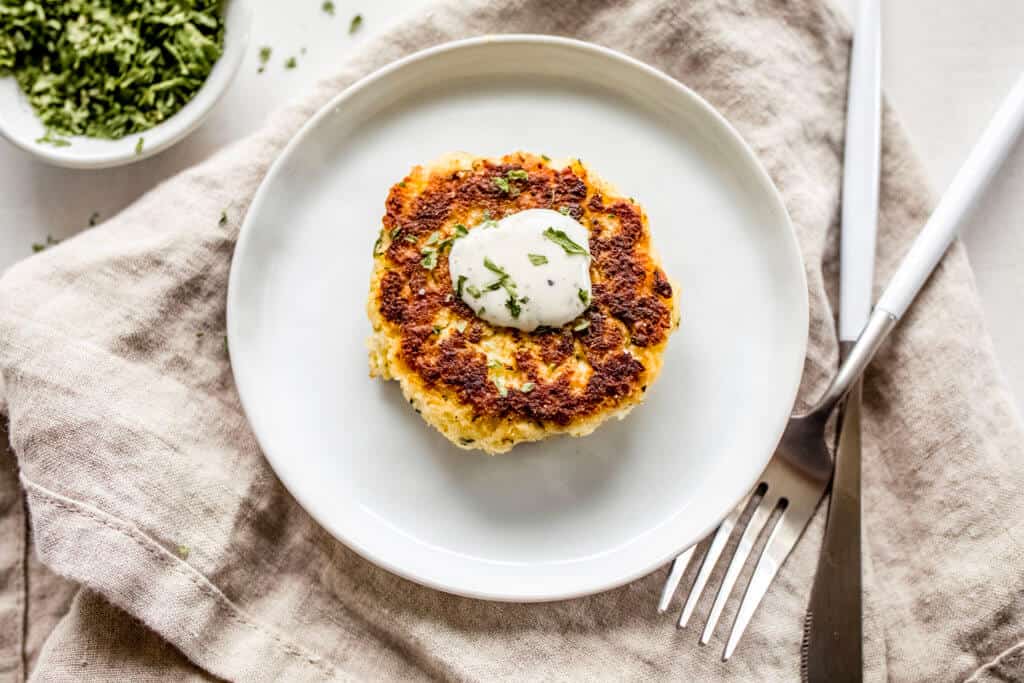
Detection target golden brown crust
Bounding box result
[367,152,679,452]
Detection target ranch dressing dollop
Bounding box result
[449,209,592,332]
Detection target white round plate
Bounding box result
[0,0,251,169]
[228,35,808,602]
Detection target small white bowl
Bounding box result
[0,0,251,169]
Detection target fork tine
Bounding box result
[699,491,780,645]
[677,490,755,628]
[657,545,697,613]
[722,503,799,660]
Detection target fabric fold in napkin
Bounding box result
[2,0,1024,680]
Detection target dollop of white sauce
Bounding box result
[449,209,591,332]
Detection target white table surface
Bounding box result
[1,1,1022,413]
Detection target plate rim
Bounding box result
[227,33,809,602]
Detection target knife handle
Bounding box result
[876,70,1024,320]
[839,0,881,342]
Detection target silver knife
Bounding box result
[803,0,880,681]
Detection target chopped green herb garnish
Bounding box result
[455,320,468,333]
[528,254,548,266]
[456,275,467,298]
[466,284,482,298]
[558,206,571,215]
[478,306,486,316]
[285,56,297,69]
[505,295,521,318]
[578,288,590,306]
[372,234,383,256]
[134,137,145,155]
[425,231,441,246]
[541,154,551,161]
[35,130,70,147]
[484,281,503,292]
[177,545,190,559]
[322,1,335,15]
[349,14,363,33]
[219,210,228,226]
[403,235,418,243]
[573,319,590,332]
[493,377,508,397]
[520,382,535,393]
[259,46,273,66]
[420,250,438,270]
[494,169,529,196]
[432,324,445,335]
[520,296,530,304]
[454,224,469,237]
[629,197,636,204]
[484,257,509,278]
[487,359,501,368]
[389,227,401,239]
[543,227,588,256]
[5,1,226,140]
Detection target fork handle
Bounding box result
[814,71,1024,416]
[876,71,1024,320]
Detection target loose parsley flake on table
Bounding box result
[258,46,272,73]
[1,0,226,141]
[284,56,297,69]
[349,14,363,34]
[321,1,335,15]
[31,234,61,253]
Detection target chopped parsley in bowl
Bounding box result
[0,0,251,168]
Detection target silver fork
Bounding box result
[656,316,889,660]
[656,67,1024,661]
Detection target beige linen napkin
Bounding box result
[2,0,1024,680]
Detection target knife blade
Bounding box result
[802,0,880,681]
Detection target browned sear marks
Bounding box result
[372,153,674,425]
